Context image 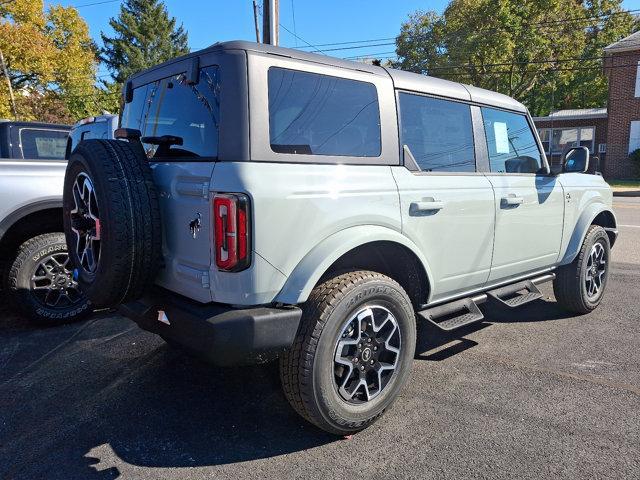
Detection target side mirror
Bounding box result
[562,146,590,173]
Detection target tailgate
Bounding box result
[151,162,215,303]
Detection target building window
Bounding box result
[541,126,595,154]
[538,128,551,154]
[629,121,640,154]
[578,127,594,151]
[635,61,640,98]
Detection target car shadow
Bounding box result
[413,295,578,362]
[0,316,337,478]
[1,294,581,478]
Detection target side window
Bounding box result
[268,67,381,157]
[121,83,152,133]
[142,66,220,159]
[537,128,551,154]
[398,92,475,172]
[481,107,543,174]
[20,129,68,160]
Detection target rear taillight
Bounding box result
[213,193,251,272]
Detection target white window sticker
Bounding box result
[494,122,510,154]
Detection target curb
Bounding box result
[613,190,640,197]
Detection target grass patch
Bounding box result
[608,179,640,188]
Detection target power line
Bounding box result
[290,0,297,47]
[295,8,640,53]
[72,0,120,8]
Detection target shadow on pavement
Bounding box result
[414,294,576,362]
[0,316,336,479]
[0,290,581,479]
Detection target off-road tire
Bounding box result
[4,233,92,325]
[279,271,416,435]
[63,139,161,308]
[553,225,610,314]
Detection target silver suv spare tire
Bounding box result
[63,139,162,308]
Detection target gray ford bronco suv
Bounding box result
[63,41,617,435]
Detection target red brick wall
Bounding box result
[605,50,640,179]
[533,117,608,169]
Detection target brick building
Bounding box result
[603,31,640,178]
[533,31,640,179]
[532,108,608,168]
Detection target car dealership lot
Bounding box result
[1,198,639,480]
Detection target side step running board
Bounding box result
[418,295,486,332]
[417,273,556,332]
[487,280,543,308]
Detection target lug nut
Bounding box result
[373,346,378,351]
[354,357,359,363]
[360,365,365,371]
[367,338,372,343]
[370,360,374,365]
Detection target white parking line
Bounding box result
[619,224,640,228]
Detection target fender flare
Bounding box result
[559,202,617,266]
[0,198,62,244]
[274,225,433,305]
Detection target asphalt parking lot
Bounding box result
[1,198,639,480]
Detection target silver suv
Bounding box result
[63,41,617,435]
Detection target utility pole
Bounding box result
[252,0,261,43]
[0,48,17,120]
[262,0,279,46]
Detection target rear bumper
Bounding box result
[119,288,302,366]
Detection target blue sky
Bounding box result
[48,0,640,69]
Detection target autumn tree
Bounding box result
[394,0,636,116]
[0,0,111,122]
[101,0,189,84]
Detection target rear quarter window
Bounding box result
[19,129,68,160]
[268,67,381,157]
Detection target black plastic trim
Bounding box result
[119,287,302,366]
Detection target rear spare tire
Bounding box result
[63,139,161,308]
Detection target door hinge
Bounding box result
[201,271,210,289]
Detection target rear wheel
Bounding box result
[553,225,610,314]
[279,271,416,435]
[4,233,91,325]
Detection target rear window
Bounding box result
[20,129,68,160]
[268,67,381,157]
[121,66,220,159]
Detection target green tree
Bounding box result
[100,0,189,84]
[394,0,636,116]
[542,0,636,114]
[0,0,110,122]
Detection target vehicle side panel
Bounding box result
[0,160,66,241]
[391,167,495,301]
[209,162,402,305]
[485,174,565,282]
[558,172,615,265]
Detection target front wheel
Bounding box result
[279,271,416,435]
[4,233,92,325]
[553,225,611,314]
